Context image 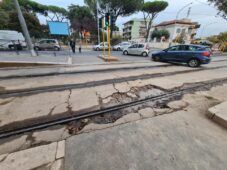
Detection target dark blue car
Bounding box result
[151,44,211,67]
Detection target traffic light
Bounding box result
[105,13,110,27]
[99,17,103,29]
[111,17,115,27]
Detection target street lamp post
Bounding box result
[171,2,193,43]
[13,0,36,56]
[96,1,100,44]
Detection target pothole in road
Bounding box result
[67,85,174,134]
[67,79,227,135]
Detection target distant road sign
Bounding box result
[48,21,70,36]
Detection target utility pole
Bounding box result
[186,7,191,18]
[13,0,36,56]
[96,1,100,44]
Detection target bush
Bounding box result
[151,29,170,40]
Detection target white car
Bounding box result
[123,43,150,57]
[0,30,26,50]
[93,42,109,51]
[113,42,131,51]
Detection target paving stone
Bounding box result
[0,142,57,170]
[56,140,65,159]
[209,101,227,128]
[51,159,64,170]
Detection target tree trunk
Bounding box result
[145,20,152,42]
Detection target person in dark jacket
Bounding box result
[69,39,76,53]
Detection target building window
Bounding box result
[188,29,192,34]
[176,28,181,33]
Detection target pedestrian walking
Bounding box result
[79,42,82,53]
[70,39,76,53]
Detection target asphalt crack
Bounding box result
[66,89,72,114]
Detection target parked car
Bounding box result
[34,39,60,51]
[113,42,131,51]
[123,43,150,57]
[192,39,213,47]
[0,30,26,50]
[151,44,211,67]
[93,42,109,51]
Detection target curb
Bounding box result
[208,101,227,128]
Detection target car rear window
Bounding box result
[197,47,211,51]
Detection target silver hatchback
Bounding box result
[34,39,60,51]
[123,43,150,57]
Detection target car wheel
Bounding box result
[34,46,40,51]
[142,52,148,57]
[8,45,14,50]
[152,56,160,61]
[123,50,128,55]
[117,47,121,51]
[187,58,200,67]
[96,47,100,51]
[54,46,60,51]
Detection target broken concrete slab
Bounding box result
[197,84,227,102]
[167,100,188,110]
[0,91,68,127]
[138,108,155,118]
[70,89,100,112]
[0,142,57,170]
[32,126,70,145]
[208,101,227,128]
[94,85,118,99]
[0,135,28,155]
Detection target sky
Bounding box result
[34,0,227,37]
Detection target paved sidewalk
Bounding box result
[64,92,227,170]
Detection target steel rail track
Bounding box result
[1,65,227,99]
[0,77,227,139]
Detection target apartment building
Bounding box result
[122,19,147,42]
